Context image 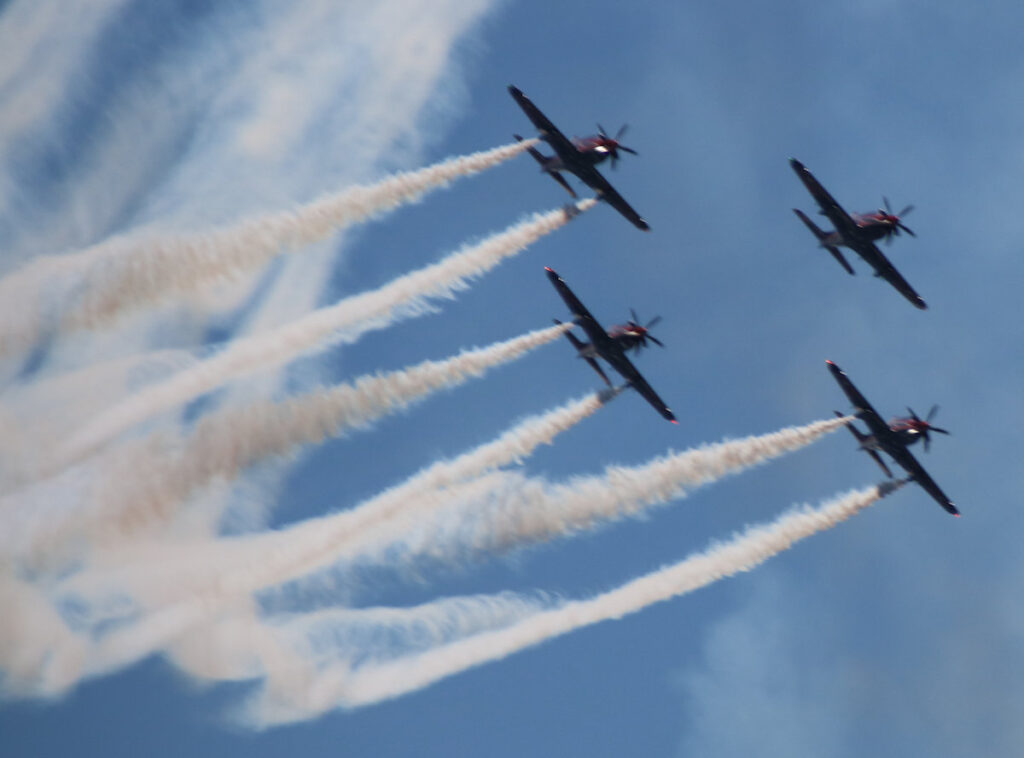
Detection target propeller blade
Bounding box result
[647,335,665,348]
[907,406,921,422]
[929,426,951,435]
[926,404,940,422]
[597,123,608,138]
[617,145,638,155]
[615,124,629,140]
[923,432,931,453]
[630,308,639,324]
[898,204,915,217]
[883,196,892,214]
[897,221,916,237]
[645,315,662,329]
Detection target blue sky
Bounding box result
[2,1,1023,756]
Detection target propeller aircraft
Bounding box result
[546,267,675,422]
[790,158,927,309]
[509,85,650,231]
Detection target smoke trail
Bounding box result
[166,592,549,686]
[208,391,607,597]
[5,392,604,695]
[250,481,905,720]
[4,324,575,563]
[56,391,604,614]
[57,200,596,468]
[0,140,538,357]
[361,416,855,563]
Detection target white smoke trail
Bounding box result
[166,592,549,686]
[0,140,538,357]
[205,391,607,597]
[78,412,842,612]
[363,416,855,563]
[249,481,905,720]
[56,391,603,614]
[57,200,596,468]
[3,324,575,563]
[55,411,842,651]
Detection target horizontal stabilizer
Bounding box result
[834,410,892,478]
[793,208,855,275]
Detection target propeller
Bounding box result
[880,196,916,243]
[597,123,638,169]
[907,404,950,452]
[625,308,664,353]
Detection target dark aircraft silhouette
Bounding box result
[790,158,926,309]
[546,267,675,422]
[509,85,649,231]
[826,360,958,516]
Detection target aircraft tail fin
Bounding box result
[793,209,855,275]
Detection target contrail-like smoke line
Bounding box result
[9,394,604,692]
[265,481,904,718]
[212,391,607,597]
[0,140,539,357]
[4,324,575,562]
[58,200,595,468]
[412,416,855,560]
[59,390,603,610]
[129,414,845,606]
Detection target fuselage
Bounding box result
[540,135,614,174]
[822,212,901,248]
[576,326,647,359]
[860,417,929,451]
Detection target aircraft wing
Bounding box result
[825,360,891,439]
[845,238,928,310]
[547,268,675,422]
[574,164,650,231]
[546,268,616,352]
[883,443,960,516]
[602,349,677,422]
[789,159,861,239]
[508,86,579,163]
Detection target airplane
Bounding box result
[826,360,958,516]
[546,267,676,422]
[509,85,650,231]
[790,158,927,310]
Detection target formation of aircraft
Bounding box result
[545,267,676,423]
[790,158,927,310]
[508,86,961,516]
[509,85,650,231]
[826,360,958,516]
